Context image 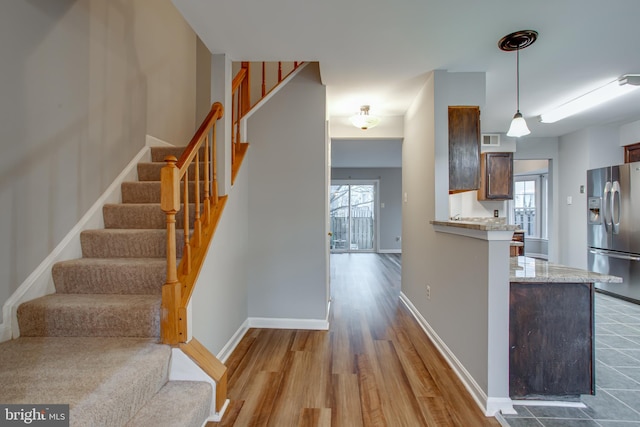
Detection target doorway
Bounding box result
[330,181,377,252]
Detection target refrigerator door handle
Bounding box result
[603,181,612,231]
[589,248,640,262]
[611,180,621,234]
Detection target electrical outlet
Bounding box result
[426,285,431,300]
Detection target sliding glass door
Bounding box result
[330,182,376,252]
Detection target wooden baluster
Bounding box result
[241,62,251,115]
[203,133,211,224]
[160,156,181,345]
[182,173,191,275]
[193,151,202,248]
[231,91,237,168]
[212,121,219,204]
[235,88,241,150]
[262,62,266,98]
[278,61,282,82]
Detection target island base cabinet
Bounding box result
[509,282,595,399]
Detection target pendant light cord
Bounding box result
[516,46,520,112]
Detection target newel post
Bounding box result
[160,156,182,345]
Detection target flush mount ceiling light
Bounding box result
[539,74,640,123]
[499,30,538,138]
[350,105,381,130]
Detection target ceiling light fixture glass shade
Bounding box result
[350,105,381,130]
[507,111,530,137]
[499,30,537,138]
[539,74,640,123]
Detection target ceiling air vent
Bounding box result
[481,133,500,147]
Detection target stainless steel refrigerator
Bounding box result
[587,162,640,303]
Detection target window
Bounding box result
[511,174,547,238]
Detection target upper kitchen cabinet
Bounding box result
[478,152,513,200]
[449,106,480,194]
[625,142,640,163]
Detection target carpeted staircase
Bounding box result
[0,146,213,427]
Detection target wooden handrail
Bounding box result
[231,68,247,93]
[160,101,224,345]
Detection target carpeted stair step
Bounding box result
[103,203,198,229]
[52,258,166,294]
[150,146,204,163]
[121,181,205,204]
[0,337,171,426]
[137,162,205,182]
[17,294,161,337]
[81,229,185,258]
[125,381,212,427]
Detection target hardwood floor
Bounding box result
[209,253,500,426]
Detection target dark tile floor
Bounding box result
[504,292,640,427]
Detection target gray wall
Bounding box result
[246,63,328,321]
[191,155,249,355]
[331,168,402,252]
[558,126,623,268]
[402,71,493,396]
[0,0,198,317]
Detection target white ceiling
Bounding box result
[173,0,640,139]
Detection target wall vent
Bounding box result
[481,133,500,146]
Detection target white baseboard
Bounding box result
[399,292,514,417]
[216,320,249,364]
[512,400,585,408]
[248,316,329,330]
[170,348,228,423]
[378,249,402,254]
[0,145,151,341]
[146,134,175,147]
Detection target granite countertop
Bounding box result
[510,256,623,283]
[431,218,520,231]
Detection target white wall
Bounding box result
[620,118,640,147]
[331,168,402,252]
[246,63,328,321]
[191,157,249,354]
[0,0,198,321]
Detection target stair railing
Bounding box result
[231,62,250,182]
[160,102,224,345]
[230,61,302,182]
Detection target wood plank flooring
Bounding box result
[209,253,499,427]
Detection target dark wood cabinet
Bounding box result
[510,282,594,399]
[449,106,480,194]
[625,142,640,163]
[478,152,513,200]
[511,230,525,256]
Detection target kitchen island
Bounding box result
[509,256,622,400]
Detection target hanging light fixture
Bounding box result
[350,105,381,130]
[499,30,538,138]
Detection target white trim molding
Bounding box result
[378,249,402,254]
[216,320,249,364]
[399,292,515,417]
[248,317,329,330]
[170,348,229,423]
